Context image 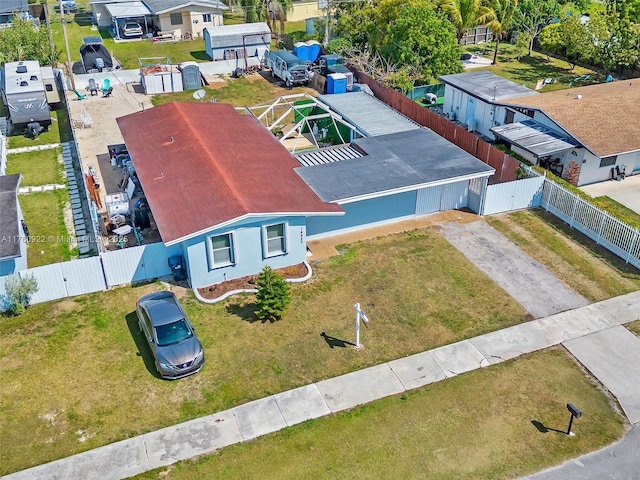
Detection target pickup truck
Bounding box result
[318,54,354,90]
[266,50,309,88]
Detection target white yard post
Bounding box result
[355,302,361,348]
[354,303,369,349]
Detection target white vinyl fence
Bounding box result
[483,175,544,215]
[541,181,640,269]
[2,242,180,309]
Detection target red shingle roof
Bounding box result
[117,102,342,244]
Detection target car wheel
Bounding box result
[286,79,291,89]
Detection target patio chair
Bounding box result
[102,86,113,98]
[73,89,87,101]
[87,78,99,96]
[101,78,111,94]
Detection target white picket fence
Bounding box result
[541,180,640,269]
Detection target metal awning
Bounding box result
[105,1,151,18]
[491,120,577,158]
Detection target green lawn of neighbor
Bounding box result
[462,42,600,92]
[6,109,71,149]
[627,320,640,337]
[5,148,64,186]
[17,191,73,267]
[134,349,625,480]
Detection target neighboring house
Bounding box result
[117,97,494,288]
[440,71,640,185]
[203,23,271,62]
[439,71,538,140]
[0,0,29,26]
[0,174,27,276]
[287,0,322,22]
[145,0,227,38]
[116,102,343,289]
[90,0,227,38]
[498,81,640,185]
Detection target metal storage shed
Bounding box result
[318,92,421,138]
[203,23,271,61]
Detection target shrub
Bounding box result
[3,273,38,315]
[254,265,291,321]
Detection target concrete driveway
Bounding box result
[581,174,640,215]
[441,221,589,318]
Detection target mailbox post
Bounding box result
[566,403,582,436]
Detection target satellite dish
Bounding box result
[193,89,206,101]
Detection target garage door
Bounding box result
[415,181,469,215]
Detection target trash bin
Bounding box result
[168,255,187,281]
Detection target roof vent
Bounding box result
[16,65,27,74]
[30,75,38,81]
[20,81,28,87]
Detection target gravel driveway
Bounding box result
[442,221,589,318]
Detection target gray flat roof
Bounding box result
[317,92,420,137]
[439,71,537,103]
[296,129,494,203]
[0,174,21,260]
[491,120,577,158]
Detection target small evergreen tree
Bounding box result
[254,265,291,321]
[4,273,39,315]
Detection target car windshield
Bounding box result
[155,319,192,346]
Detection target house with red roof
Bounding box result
[117,102,343,288]
[117,100,494,289]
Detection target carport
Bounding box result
[104,1,151,39]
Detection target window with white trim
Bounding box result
[170,13,183,25]
[209,233,234,268]
[264,223,287,257]
[202,13,212,22]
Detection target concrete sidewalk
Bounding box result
[4,291,640,480]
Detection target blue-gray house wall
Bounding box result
[182,215,308,288]
[307,191,417,238]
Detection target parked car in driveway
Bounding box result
[136,291,204,379]
[122,20,143,38]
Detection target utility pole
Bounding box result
[323,0,331,47]
[59,0,75,90]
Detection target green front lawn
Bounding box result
[17,191,73,267]
[5,148,64,186]
[0,227,529,475]
[7,109,69,149]
[135,349,625,480]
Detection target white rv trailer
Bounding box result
[1,60,51,129]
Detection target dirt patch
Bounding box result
[197,262,308,300]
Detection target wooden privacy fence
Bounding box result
[353,70,520,183]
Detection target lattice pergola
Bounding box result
[242,93,361,153]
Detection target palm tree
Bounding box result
[439,0,482,43]
[231,0,293,39]
[476,0,519,64]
